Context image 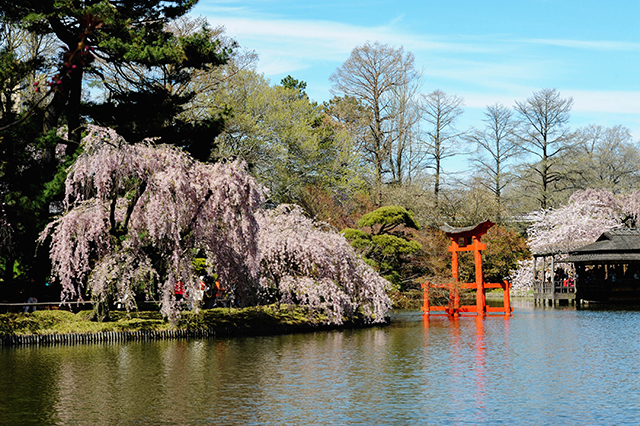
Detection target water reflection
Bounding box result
[3,303,640,424]
[420,315,494,424]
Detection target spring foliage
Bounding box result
[40,126,263,319]
[257,205,391,324]
[510,188,640,291]
[40,126,391,323]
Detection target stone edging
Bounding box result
[0,320,389,347]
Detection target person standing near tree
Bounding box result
[24,295,37,313]
[174,282,185,302]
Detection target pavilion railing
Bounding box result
[533,279,576,296]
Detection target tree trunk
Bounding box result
[65,66,83,154]
[2,256,15,291]
[434,156,441,210]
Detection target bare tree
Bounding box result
[420,89,464,208]
[514,88,574,209]
[330,41,419,205]
[568,124,640,192]
[439,175,500,226]
[467,103,519,220]
[387,72,424,185]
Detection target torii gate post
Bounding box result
[422,220,512,316]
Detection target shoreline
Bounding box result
[0,294,532,347]
[0,305,390,347]
[0,322,388,347]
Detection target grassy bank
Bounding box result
[0,304,333,337]
[0,304,387,338]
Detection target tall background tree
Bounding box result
[208,70,364,215]
[514,88,574,210]
[467,103,519,222]
[330,41,420,205]
[567,124,640,193]
[420,89,464,210]
[387,68,423,186]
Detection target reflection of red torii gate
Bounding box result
[422,220,512,316]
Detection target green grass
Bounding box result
[0,304,326,336]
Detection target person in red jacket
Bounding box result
[174,281,185,301]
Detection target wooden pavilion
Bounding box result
[564,229,640,303]
[531,250,576,305]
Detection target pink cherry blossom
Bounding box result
[527,189,628,255]
[40,126,392,323]
[511,189,640,291]
[41,126,263,319]
[257,205,391,324]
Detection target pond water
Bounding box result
[2,301,640,425]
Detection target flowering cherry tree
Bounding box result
[40,126,393,323]
[509,259,535,294]
[527,189,625,254]
[511,188,640,290]
[257,205,391,324]
[40,126,264,319]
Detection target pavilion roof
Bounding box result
[564,229,640,263]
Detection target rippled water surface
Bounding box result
[2,301,640,425]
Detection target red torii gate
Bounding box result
[422,220,512,316]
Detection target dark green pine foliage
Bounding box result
[342,206,422,290]
[0,37,65,292]
[0,0,228,292]
[1,0,230,160]
[280,75,307,99]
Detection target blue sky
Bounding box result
[192,0,640,168]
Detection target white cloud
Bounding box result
[565,90,640,114]
[200,14,503,62]
[419,58,553,93]
[524,38,640,51]
[463,90,640,115]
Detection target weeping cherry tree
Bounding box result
[257,205,391,324]
[39,126,264,320]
